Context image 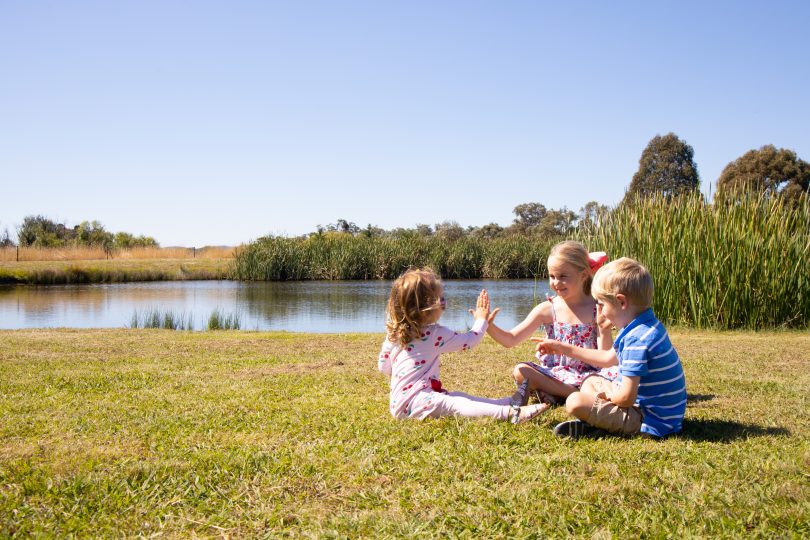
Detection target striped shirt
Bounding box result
[614,308,686,437]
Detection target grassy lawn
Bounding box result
[0,329,807,537]
[0,259,234,284]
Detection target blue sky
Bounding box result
[1,1,808,246]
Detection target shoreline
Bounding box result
[0,258,235,284]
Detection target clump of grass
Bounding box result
[207,309,241,330]
[130,309,194,330]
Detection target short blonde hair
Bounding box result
[592,257,654,309]
[548,240,593,295]
[385,267,444,345]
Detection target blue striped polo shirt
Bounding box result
[614,308,687,437]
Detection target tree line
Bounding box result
[4,136,807,248]
[1,216,158,251]
[307,137,808,241]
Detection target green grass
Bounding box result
[0,258,234,285]
[1,329,807,537]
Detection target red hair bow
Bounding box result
[588,252,608,272]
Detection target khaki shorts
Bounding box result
[584,376,643,435]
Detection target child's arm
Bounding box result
[532,337,618,368]
[598,375,639,408]
[439,290,490,353]
[377,340,397,376]
[486,301,552,348]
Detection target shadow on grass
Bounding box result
[676,418,790,442]
[686,393,715,404]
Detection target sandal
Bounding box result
[510,403,549,425]
[534,390,563,407]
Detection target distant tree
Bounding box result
[114,232,159,248]
[533,208,577,237]
[625,133,700,201]
[0,228,14,248]
[330,219,360,235]
[75,220,114,248]
[715,145,810,203]
[415,224,433,237]
[470,222,504,239]
[434,220,465,242]
[360,224,385,238]
[578,201,610,228]
[17,215,66,247]
[512,202,547,229]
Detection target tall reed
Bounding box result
[576,193,810,329]
[130,309,195,330]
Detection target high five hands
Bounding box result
[468,289,491,320]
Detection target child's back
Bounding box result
[614,308,686,437]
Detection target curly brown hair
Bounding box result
[385,267,444,346]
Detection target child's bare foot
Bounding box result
[510,403,548,424]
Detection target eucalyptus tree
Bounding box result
[625,133,700,201]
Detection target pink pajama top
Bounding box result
[377,319,488,419]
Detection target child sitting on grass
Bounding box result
[378,267,546,424]
[534,258,687,439]
[486,240,614,408]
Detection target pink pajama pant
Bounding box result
[419,391,512,420]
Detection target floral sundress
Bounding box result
[527,296,616,387]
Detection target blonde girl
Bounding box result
[487,241,614,407]
[377,267,546,423]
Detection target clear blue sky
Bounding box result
[2,1,808,247]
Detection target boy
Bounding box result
[533,257,686,439]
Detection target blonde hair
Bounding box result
[592,257,654,309]
[385,267,444,345]
[548,240,594,295]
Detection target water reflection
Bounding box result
[0,280,551,333]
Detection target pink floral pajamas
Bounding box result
[378,319,511,420]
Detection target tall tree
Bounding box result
[625,133,700,200]
[512,202,547,228]
[715,145,810,202]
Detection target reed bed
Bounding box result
[577,193,810,329]
[130,309,195,331]
[129,308,242,330]
[0,245,238,262]
[234,235,555,281]
[207,309,241,330]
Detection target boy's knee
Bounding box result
[565,392,590,418]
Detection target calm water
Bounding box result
[0,280,552,333]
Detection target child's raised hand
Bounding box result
[469,289,490,321]
[530,337,561,356]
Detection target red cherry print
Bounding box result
[426,331,431,336]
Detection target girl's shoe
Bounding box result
[511,403,548,424]
[533,390,563,406]
[553,420,606,439]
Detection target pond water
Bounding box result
[0,280,552,333]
